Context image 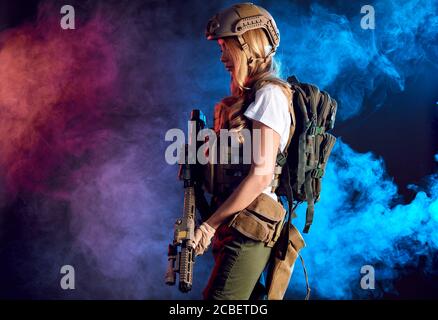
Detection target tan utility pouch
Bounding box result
[266,224,307,300]
[228,193,286,247]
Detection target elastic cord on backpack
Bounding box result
[299,254,311,300]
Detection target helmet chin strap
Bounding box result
[237,35,254,66]
[237,35,275,68]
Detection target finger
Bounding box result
[193,229,202,247]
[195,245,204,256]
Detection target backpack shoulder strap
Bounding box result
[269,85,296,192]
[283,90,296,156]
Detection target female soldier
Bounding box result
[193,3,296,300]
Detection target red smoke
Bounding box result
[0,9,118,197]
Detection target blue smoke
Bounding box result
[270,0,438,120]
[287,142,438,299]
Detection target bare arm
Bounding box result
[206,120,280,229]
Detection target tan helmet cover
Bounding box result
[205,2,280,63]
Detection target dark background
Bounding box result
[0,0,437,299]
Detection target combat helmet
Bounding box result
[205,2,280,65]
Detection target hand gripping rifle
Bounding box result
[165,109,210,293]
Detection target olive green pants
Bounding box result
[202,224,272,300]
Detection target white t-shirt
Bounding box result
[243,83,291,201]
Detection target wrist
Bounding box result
[205,216,220,230]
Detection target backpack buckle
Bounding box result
[309,126,325,136]
[311,167,324,179]
[276,152,287,167]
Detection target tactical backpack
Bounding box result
[274,75,338,234]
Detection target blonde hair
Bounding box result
[214,29,292,140]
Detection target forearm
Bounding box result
[206,173,271,229]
